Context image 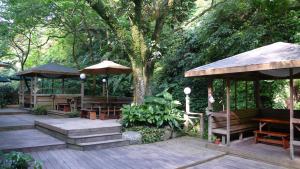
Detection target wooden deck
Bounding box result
[207,137,300,169]
[0,108,29,115]
[28,137,289,169]
[0,129,65,152]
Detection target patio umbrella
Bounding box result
[81,60,131,75]
[80,60,132,103]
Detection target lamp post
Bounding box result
[184,87,191,130]
[80,73,86,109]
[102,78,108,104]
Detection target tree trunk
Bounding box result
[131,63,146,105]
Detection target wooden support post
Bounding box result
[290,68,294,160]
[208,79,213,142]
[33,76,37,108]
[245,81,248,109]
[20,78,25,107]
[52,79,54,94]
[62,78,65,94]
[81,81,85,109]
[234,80,237,111]
[30,78,33,108]
[254,80,262,110]
[226,79,231,146]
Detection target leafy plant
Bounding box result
[0,84,18,108]
[121,89,183,130]
[0,151,42,169]
[126,126,165,144]
[67,110,80,118]
[32,105,47,115]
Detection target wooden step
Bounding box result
[293,140,300,146]
[256,137,284,145]
[68,139,129,151]
[254,130,289,137]
[68,132,122,144]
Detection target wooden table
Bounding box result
[253,117,290,148]
[253,117,289,131]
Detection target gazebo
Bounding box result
[185,42,300,160]
[16,63,80,109]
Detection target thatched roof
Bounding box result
[81,60,132,75]
[185,42,300,80]
[16,63,80,78]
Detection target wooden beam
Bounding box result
[234,80,237,111]
[226,79,231,146]
[208,79,213,142]
[254,80,262,110]
[62,78,65,94]
[245,81,248,109]
[290,68,294,160]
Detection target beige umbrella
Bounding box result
[80,60,131,74]
[80,60,132,103]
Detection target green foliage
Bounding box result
[0,151,42,169]
[157,0,300,112]
[67,110,80,118]
[121,90,183,129]
[32,105,47,115]
[125,126,165,144]
[0,84,18,108]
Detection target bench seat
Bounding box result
[212,123,257,135]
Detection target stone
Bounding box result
[122,131,142,145]
[162,126,172,141]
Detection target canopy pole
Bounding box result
[207,79,213,142]
[62,78,65,94]
[245,81,248,109]
[81,81,84,109]
[234,81,237,111]
[290,68,294,160]
[33,75,37,108]
[226,79,231,146]
[254,80,262,110]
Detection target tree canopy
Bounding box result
[0,0,299,108]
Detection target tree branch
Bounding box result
[175,0,228,31]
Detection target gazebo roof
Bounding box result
[185,42,300,80]
[16,63,80,78]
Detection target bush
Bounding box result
[32,105,47,115]
[121,89,183,130]
[0,151,42,169]
[126,126,165,144]
[0,84,18,108]
[67,110,80,118]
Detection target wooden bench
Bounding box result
[254,130,289,148]
[211,109,258,144]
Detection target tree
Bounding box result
[85,0,195,104]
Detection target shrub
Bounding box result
[67,110,80,118]
[0,84,18,108]
[0,151,42,169]
[32,105,47,115]
[126,126,164,144]
[121,89,183,130]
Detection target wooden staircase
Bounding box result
[35,121,129,151]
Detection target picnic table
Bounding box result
[252,117,290,148]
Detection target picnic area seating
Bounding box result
[212,109,258,144]
[254,130,289,148]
